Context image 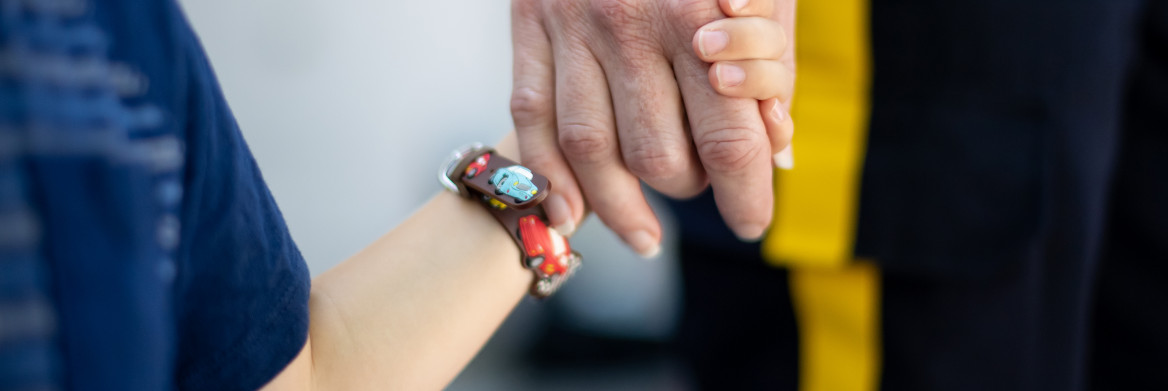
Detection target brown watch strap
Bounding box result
[445,147,581,298]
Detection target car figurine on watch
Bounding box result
[488,165,538,203]
[517,215,581,295]
[464,153,490,179]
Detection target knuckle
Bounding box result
[589,0,656,46]
[558,122,614,164]
[696,127,766,173]
[625,142,686,181]
[509,87,553,127]
[590,0,648,28]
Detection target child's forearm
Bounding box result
[263,133,540,390]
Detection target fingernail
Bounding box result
[716,63,745,88]
[699,30,729,57]
[730,0,749,12]
[773,144,794,170]
[770,103,786,123]
[733,224,766,242]
[624,230,661,259]
[544,193,576,237]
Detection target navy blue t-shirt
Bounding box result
[0,1,310,390]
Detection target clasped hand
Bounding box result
[510,0,796,256]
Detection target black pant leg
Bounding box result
[676,242,800,391]
[1091,2,1168,388]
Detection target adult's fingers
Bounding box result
[511,0,583,236]
[694,17,788,62]
[760,98,795,169]
[553,38,663,258]
[708,59,795,101]
[597,47,707,199]
[674,54,775,241]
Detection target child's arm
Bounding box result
[261,133,569,391]
[694,0,797,169]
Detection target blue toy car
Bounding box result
[489,165,538,202]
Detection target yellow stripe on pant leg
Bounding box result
[762,0,871,268]
[790,261,881,391]
[760,0,877,388]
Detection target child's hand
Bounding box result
[693,0,796,169]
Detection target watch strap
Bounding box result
[444,146,580,298]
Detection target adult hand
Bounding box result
[510,0,795,256]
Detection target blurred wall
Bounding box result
[179,0,514,273]
[177,0,681,346]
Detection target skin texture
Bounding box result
[696,1,797,169]
[261,134,544,391]
[510,0,796,255]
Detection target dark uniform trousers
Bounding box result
[672,1,1168,390]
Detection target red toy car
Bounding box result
[464,153,490,179]
[518,215,577,278]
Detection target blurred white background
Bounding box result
[179,0,514,270]
[178,0,686,388]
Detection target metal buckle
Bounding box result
[438,142,486,195]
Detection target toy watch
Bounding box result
[439,143,581,298]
